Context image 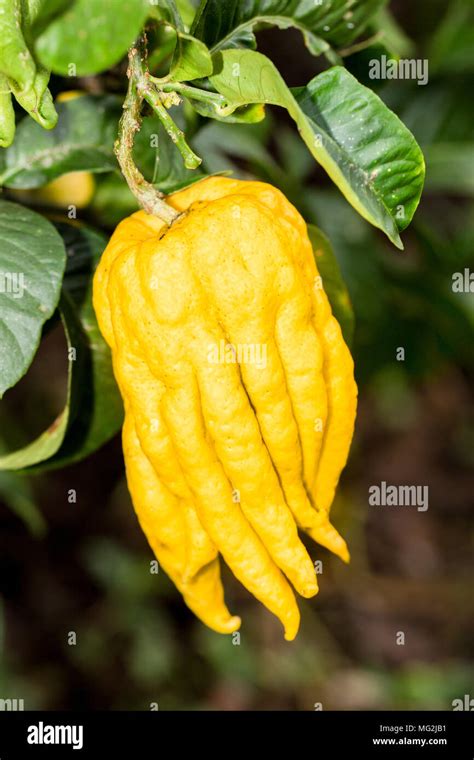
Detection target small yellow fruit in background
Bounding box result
[35,171,95,208]
[56,90,85,103]
[35,90,95,208]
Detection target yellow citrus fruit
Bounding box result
[93,177,358,639]
[56,90,85,103]
[34,171,95,208]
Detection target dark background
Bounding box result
[0,0,473,710]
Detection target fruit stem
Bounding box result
[142,88,201,170]
[157,80,232,114]
[115,36,179,224]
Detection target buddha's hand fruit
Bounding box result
[93,177,358,640]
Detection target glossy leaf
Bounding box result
[0,292,80,470]
[137,115,207,194]
[35,0,150,76]
[176,0,199,28]
[45,224,123,469]
[169,33,213,81]
[164,0,186,30]
[0,224,123,471]
[148,0,193,29]
[192,0,386,54]
[0,201,66,397]
[0,95,121,189]
[188,98,265,123]
[294,67,425,240]
[211,50,425,246]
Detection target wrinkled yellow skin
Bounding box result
[93,177,357,640]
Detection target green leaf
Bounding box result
[0,201,66,397]
[0,291,80,469]
[176,0,199,28]
[194,119,280,177]
[0,470,46,537]
[294,67,425,238]
[30,0,71,36]
[91,173,139,228]
[192,0,386,55]
[0,95,121,189]
[188,98,265,123]
[319,0,387,48]
[136,114,208,194]
[424,144,474,196]
[35,0,151,76]
[0,224,123,471]
[210,51,425,246]
[164,0,186,30]
[428,0,474,74]
[148,0,193,29]
[169,32,213,81]
[371,7,414,58]
[46,224,123,469]
[152,131,208,193]
[307,223,354,347]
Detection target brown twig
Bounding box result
[114,36,179,225]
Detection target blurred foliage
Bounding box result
[0,0,473,710]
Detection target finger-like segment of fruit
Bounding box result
[109,248,301,640]
[107,278,217,582]
[203,179,355,525]
[192,325,318,598]
[93,212,166,348]
[122,411,187,575]
[304,517,350,563]
[123,413,240,634]
[159,376,301,641]
[180,560,241,636]
[297,238,358,514]
[126,365,218,581]
[311,313,357,514]
[275,298,327,490]
[236,181,330,489]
